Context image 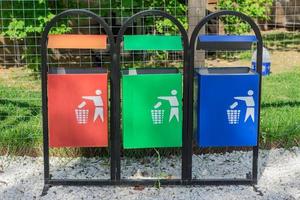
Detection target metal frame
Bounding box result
[40,9,117,195]
[115,9,190,184]
[41,9,263,195]
[188,10,263,184]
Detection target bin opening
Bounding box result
[197,67,256,75]
[49,67,108,74]
[122,68,179,75]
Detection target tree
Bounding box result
[218,0,273,34]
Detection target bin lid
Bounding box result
[48,34,107,49]
[49,67,108,74]
[199,35,257,42]
[197,35,257,51]
[123,35,183,51]
[122,68,179,75]
[196,67,257,75]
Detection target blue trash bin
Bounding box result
[197,67,259,147]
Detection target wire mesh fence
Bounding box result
[1,1,299,70]
[0,0,299,180]
[207,0,300,70]
[0,0,189,181]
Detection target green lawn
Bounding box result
[0,69,42,155]
[0,67,299,155]
[261,70,300,147]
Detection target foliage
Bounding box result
[4,15,71,41]
[0,0,186,71]
[5,18,27,40]
[218,0,273,34]
[115,0,188,34]
[149,0,188,33]
[0,0,71,70]
[1,1,71,39]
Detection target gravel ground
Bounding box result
[0,147,299,200]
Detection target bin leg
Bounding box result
[41,184,50,196]
[252,147,259,184]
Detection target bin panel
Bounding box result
[122,73,182,149]
[123,35,183,51]
[197,70,259,147]
[197,35,257,51]
[48,34,107,49]
[48,74,108,147]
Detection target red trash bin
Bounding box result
[47,34,108,148]
[48,73,108,147]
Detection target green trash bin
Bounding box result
[122,68,183,149]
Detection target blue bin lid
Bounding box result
[197,35,257,51]
[199,35,257,42]
[196,67,258,75]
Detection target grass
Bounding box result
[0,67,299,156]
[260,70,300,147]
[262,30,300,50]
[0,68,42,155]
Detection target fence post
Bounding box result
[188,0,206,67]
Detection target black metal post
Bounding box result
[189,10,263,183]
[40,9,116,195]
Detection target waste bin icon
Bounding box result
[227,109,240,125]
[75,108,89,124]
[196,67,259,147]
[122,69,182,149]
[226,102,240,124]
[151,109,165,125]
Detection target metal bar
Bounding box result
[253,29,264,183]
[185,48,193,180]
[189,179,254,185]
[47,178,253,186]
[41,184,50,196]
[111,45,121,181]
[41,11,50,190]
[48,179,181,186]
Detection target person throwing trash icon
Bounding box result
[80,89,104,122]
[156,90,179,122]
[233,90,255,122]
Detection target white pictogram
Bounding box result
[227,90,255,125]
[151,90,179,125]
[151,102,164,125]
[227,102,240,124]
[75,89,104,125]
[75,101,89,124]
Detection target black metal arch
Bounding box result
[116,9,189,47]
[114,9,190,181]
[40,9,117,195]
[187,10,264,183]
[190,10,263,72]
[41,9,115,62]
